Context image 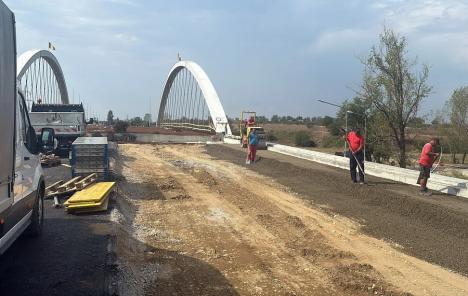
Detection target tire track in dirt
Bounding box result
[205,144,468,276]
[112,144,420,296]
[164,143,468,296]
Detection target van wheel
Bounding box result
[27,185,44,237]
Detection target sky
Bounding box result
[5,0,468,120]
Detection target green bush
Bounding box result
[321,135,343,148]
[114,120,129,133]
[294,131,315,147]
[266,131,278,141]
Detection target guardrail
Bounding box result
[160,122,215,133]
[265,143,468,199]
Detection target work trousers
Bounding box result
[248,145,257,162]
[349,150,364,182]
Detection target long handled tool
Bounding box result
[431,145,443,174]
[348,145,366,178]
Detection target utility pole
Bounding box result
[317,99,347,154]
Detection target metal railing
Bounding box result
[160,122,215,133]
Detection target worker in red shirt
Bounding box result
[247,116,256,126]
[417,138,440,196]
[345,128,365,184]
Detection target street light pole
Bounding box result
[345,111,348,154]
[317,99,348,155]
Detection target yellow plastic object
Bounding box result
[65,182,115,205]
[66,196,110,213]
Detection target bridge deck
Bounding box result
[110,143,468,296]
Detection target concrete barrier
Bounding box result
[267,143,468,199]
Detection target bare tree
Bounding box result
[359,28,432,167]
[447,87,468,164]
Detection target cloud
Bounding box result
[114,33,140,43]
[308,28,375,54]
[5,0,468,119]
[104,0,139,6]
[373,0,468,33]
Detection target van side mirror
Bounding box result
[40,128,55,154]
[27,126,39,154]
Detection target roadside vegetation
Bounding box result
[103,27,467,170]
[229,27,467,170]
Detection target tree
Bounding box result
[333,97,393,162]
[294,131,315,147]
[143,113,152,126]
[130,116,143,126]
[447,86,468,163]
[322,116,335,127]
[408,117,426,128]
[114,120,128,133]
[107,110,114,125]
[358,27,432,167]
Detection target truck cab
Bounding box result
[0,1,46,255]
[29,103,86,156]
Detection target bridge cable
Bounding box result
[188,71,195,125]
[182,68,188,125]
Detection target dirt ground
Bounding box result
[110,143,468,296]
[206,145,468,276]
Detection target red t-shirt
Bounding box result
[419,143,434,167]
[347,131,364,152]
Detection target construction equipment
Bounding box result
[239,111,267,150]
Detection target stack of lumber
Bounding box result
[64,182,115,213]
[46,173,97,199]
[41,154,61,167]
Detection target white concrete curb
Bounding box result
[267,143,468,199]
[223,137,241,145]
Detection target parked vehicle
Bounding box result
[0,1,52,255]
[29,103,86,156]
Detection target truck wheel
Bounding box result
[27,185,44,237]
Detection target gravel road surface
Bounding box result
[205,144,468,276]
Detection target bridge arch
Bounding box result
[157,60,231,134]
[17,49,69,109]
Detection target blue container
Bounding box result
[71,137,109,180]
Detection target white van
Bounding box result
[0,1,48,254]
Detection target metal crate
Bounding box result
[71,137,109,180]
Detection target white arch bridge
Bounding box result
[17,49,69,110]
[157,60,232,135]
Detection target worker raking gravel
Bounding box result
[342,127,366,184]
[417,138,440,196]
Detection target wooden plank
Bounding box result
[46,180,63,193]
[75,173,97,190]
[56,176,82,193]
